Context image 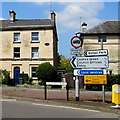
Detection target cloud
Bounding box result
[57,2,104,34]
[0,17,4,20]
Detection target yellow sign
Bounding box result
[84,75,107,84]
[112,85,120,104]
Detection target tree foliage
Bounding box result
[36,62,57,84]
[58,54,73,73]
[60,59,73,73]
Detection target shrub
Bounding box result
[36,62,57,84]
[0,69,10,85]
[26,77,33,85]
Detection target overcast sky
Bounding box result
[1,0,119,58]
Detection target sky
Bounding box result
[1,1,119,58]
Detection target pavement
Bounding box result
[1,86,120,115]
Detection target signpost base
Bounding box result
[76,97,79,101]
[111,104,120,108]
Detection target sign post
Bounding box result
[70,35,83,101]
[101,38,105,103]
[75,76,80,101]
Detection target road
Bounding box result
[2,99,118,118]
[2,86,112,95]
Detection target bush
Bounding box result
[0,69,10,85]
[26,77,33,85]
[105,74,120,91]
[36,62,57,84]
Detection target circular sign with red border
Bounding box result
[71,36,82,49]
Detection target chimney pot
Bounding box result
[82,22,87,32]
[51,11,56,22]
[9,10,16,22]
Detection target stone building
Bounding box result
[0,10,58,84]
[81,20,120,74]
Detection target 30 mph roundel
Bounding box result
[71,36,82,49]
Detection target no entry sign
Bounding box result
[71,36,82,49]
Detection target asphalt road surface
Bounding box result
[2,99,118,119]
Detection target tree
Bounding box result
[36,62,57,84]
[57,54,73,73]
[60,59,73,73]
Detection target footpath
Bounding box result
[1,86,120,115]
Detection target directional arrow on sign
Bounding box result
[70,56,109,69]
[71,57,76,68]
[84,49,108,57]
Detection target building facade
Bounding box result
[0,10,58,83]
[81,20,120,74]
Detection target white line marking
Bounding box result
[1,99,16,102]
[32,103,100,113]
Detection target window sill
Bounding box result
[31,58,39,60]
[31,41,40,43]
[98,42,107,44]
[13,41,21,43]
[13,58,20,60]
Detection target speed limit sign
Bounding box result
[71,36,83,49]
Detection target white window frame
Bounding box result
[31,47,39,59]
[31,32,39,42]
[14,33,20,42]
[31,67,37,79]
[14,47,20,59]
[98,36,107,43]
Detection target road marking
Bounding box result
[32,103,100,113]
[1,99,16,102]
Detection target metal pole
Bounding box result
[101,38,105,103]
[44,81,47,100]
[75,76,80,101]
[66,83,69,101]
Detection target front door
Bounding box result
[14,67,20,85]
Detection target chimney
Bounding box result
[51,11,56,22]
[9,10,16,22]
[82,22,87,33]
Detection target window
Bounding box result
[14,33,20,42]
[98,36,107,43]
[31,32,39,42]
[32,47,39,59]
[31,67,37,78]
[14,47,20,58]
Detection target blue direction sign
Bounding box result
[74,69,106,76]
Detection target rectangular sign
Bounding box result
[84,49,108,57]
[70,56,109,69]
[74,69,106,76]
[70,48,82,55]
[84,75,107,84]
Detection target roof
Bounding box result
[0,19,55,31]
[85,20,120,34]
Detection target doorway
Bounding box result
[14,67,20,85]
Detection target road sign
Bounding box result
[71,36,82,49]
[74,69,106,76]
[70,56,109,69]
[84,75,107,84]
[70,48,82,55]
[84,49,108,57]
